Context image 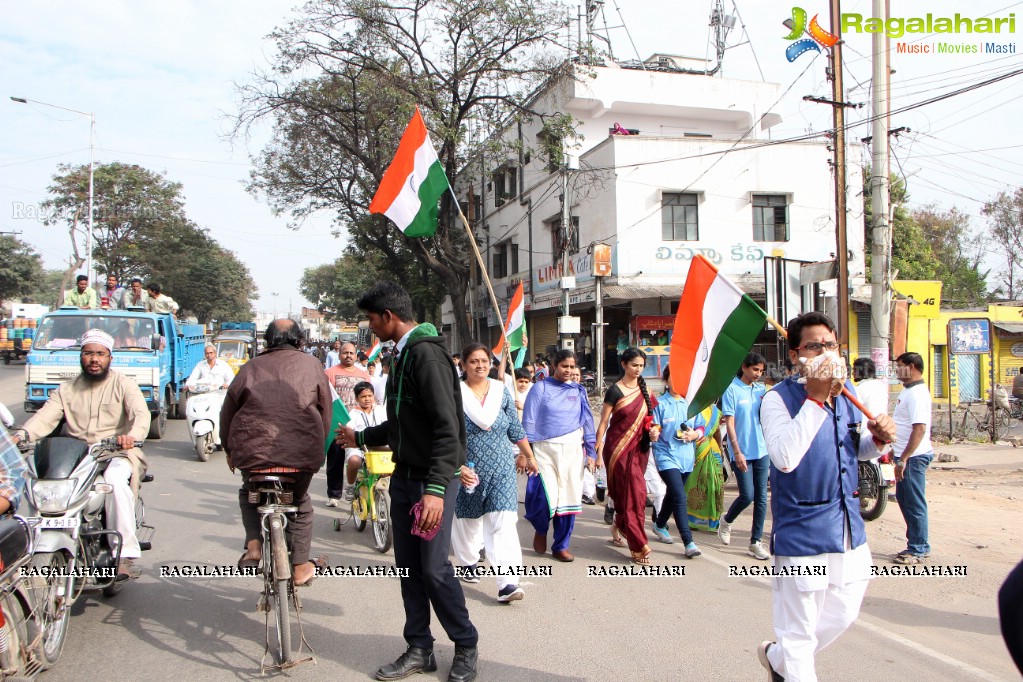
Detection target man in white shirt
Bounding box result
[145,282,179,316]
[758,312,895,682]
[185,345,234,390]
[851,357,888,423]
[325,340,341,369]
[891,351,934,565]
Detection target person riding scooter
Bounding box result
[15,329,149,580]
[186,344,234,391]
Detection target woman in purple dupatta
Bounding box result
[595,348,659,564]
[522,350,596,563]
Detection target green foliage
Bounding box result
[234,0,573,344]
[42,163,256,322]
[863,169,987,308]
[0,236,45,305]
[983,187,1023,299]
[22,269,65,308]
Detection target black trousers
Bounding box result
[390,475,478,650]
[999,557,1023,675]
[325,442,346,499]
[238,470,314,565]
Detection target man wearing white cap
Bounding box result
[19,329,150,580]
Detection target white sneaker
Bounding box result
[326,498,340,508]
[748,541,770,561]
[717,517,731,545]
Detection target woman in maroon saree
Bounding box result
[595,348,659,564]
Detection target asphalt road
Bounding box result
[0,363,1016,681]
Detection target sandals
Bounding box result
[238,553,260,570]
[609,526,626,548]
[295,555,328,587]
[630,548,652,566]
[893,552,923,566]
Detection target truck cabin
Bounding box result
[33,312,163,351]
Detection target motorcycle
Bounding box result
[858,451,897,521]
[186,380,226,462]
[0,515,72,677]
[21,435,154,610]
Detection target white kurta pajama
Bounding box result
[760,383,883,682]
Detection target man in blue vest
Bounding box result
[757,312,895,682]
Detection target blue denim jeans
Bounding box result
[655,468,693,545]
[896,453,932,556]
[724,455,770,543]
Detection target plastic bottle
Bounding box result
[464,461,479,494]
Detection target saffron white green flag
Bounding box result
[669,255,767,419]
[492,281,525,362]
[324,384,351,456]
[369,107,450,238]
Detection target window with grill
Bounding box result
[753,195,789,242]
[661,193,699,241]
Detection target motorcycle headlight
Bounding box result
[32,479,78,514]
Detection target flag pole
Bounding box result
[448,187,514,376]
[765,315,875,420]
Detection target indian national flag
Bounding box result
[369,107,450,238]
[325,384,351,456]
[367,340,382,362]
[669,255,767,418]
[492,281,525,359]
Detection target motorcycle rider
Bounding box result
[17,329,150,580]
[186,344,234,391]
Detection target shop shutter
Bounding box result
[933,346,945,398]
[530,313,559,359]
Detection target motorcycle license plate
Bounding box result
[879,464,896,482]
[27,517,80,530]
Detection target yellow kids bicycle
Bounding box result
[333,450,394,553]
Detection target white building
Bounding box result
[449,56,863,371]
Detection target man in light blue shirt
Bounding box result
[718,352,770,560]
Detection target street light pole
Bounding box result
[10,96,96,285]
[271,292,279,319]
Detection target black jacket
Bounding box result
[359,331,465,497]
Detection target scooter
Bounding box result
[858,451,897,521]
[186,380,226,462]
[20,435,154,608]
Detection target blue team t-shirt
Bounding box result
[721,376,767,461]
[651,393,697,473]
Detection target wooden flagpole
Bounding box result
[765,314,875,420]
[448,187,514,376]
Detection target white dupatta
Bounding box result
[461,378,503,431]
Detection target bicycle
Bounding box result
[247,474,312,669]
[333,450,394,553]
[951,399,1017,442]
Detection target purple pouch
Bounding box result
[410,501,441,541]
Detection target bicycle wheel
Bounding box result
[29,551,72,668]
[372,488,393,553]
[269,516,292,665]
[353,484,368,532]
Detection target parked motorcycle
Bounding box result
[858,452,897,521]
[0,515,72,677]
[186,380,226,462]
[21,435,154,608]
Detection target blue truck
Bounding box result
[25,307,207,439]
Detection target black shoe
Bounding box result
[375,646,437,680]
[596,486,606,502]
[448,645,478,682]
[603,504,614,525]
[581,495,595,505]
